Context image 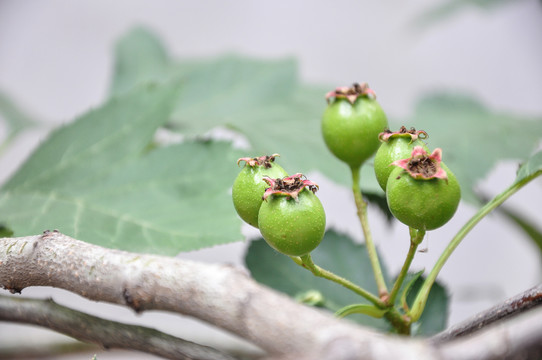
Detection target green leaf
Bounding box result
[110,27,173,96]
[404,94,542,203]
[399,270,424,311]
[171,56,299,136]
[245,231,392,331]
[109,29,378,191]
[405,274,449,336]
[0,83,244,254]
[2,83,178,193]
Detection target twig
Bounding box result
[1,231,542,360]
[438,306,542,360]
[431,284,542,343]
[0,231,401,357]
[0,294,239,360]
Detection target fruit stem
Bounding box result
[409,171,542,322]
[350,165,389,298]
[295,254,386,308]
[387,228,425,305]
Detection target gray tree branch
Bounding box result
[0,295,239,360]
[1,231,541,360]
[431,284,542,342]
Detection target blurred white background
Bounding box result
[0,0,541,359]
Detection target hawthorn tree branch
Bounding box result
[431,284,542,342]
[0,295,239,360]
[1,232,541,360]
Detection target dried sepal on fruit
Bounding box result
[391,147,448,181]
[262,173,319,201]
[258,174,326,256]
[325,82,376,104]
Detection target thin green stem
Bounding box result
[387,228,424,305]
[293,254,411,334]
[409,172,541,321]
[350,165,388,297]
[297,254,385,308]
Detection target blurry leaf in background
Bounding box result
[110,27,173,95]
[171,56,298,136]
[246,231,392,331]
[413,0,529,28]
[110,27,378,192]
[0,83,244,254]
[246,231,449,335]
[0,90,37,154]
[111,27,542,205]
[402,94,542,203]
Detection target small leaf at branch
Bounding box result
[399,270,424,312]
[405,274,449,336]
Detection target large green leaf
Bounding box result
[110,28,541,203]
[110,27,173,95]
[0,83,244,254]
[170,56,298,136]
[246,231,392,331]
[109,28,376,191]
[403,94,542,203]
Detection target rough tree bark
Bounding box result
[0,231,541,360]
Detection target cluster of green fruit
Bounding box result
[232,83,461,257]
[232,155,326,256]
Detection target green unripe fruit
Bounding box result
[258,174,326,256]
[386,147,461,231]
[232,155,287,228]
[322,83,388,169]
[374,127,428,191]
